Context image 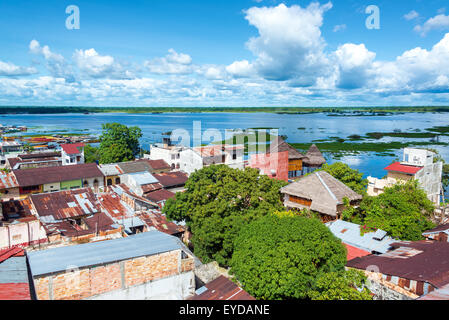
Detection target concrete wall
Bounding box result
[248,151,289,182]
[0,187,20,199]
[33,249,195,300]
[89,271,195,300]
[60,179,82,190]
[180,149,203,175]
[0,219,47,250]
[43,182,60,193]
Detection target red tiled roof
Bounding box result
[61,143,85,155]
[189,276,255,300]
[344,243,371,261]
[384,162,423,175]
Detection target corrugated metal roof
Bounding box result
[0,257,29,283]
[384,162,423,174]
[27,230,182,276]
[0,171,18,189]
[31,188,100,220]
[418,283,449,300]
[98,163,124,176]
[61,143,85,155]
[189,276,255,300]
[127,171,159,186]
[347,241,449,288]
[326,220,396,254]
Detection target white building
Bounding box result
[148,143,186,171]
[180,144,245,175]
[368,148,443,205]
[61,143,85,166]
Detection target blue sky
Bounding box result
[1,0,449,107]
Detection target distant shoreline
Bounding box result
[1,106,449,115]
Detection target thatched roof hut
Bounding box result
[269,137,306,160]
[303,144,326,167]
[281,171,362,218]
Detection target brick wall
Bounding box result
[33,249,195,300]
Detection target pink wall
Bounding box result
[249,151,289,182]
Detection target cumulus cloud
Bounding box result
[145,49,194,75]
[243,2,332,85]
[29,40,74,81]
[73,48,134,79]
[334,43,376,89]
[414,14,449,36]
[404,10,419,21]
[0,61,37,77]
[226,60,255,78]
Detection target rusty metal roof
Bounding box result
[98,192,134,219]
[13,163,103,187]
[189,276,255,300]
[139,210,184,236]
[154,172,188,188]
[141,183,164,194]
[144,189,175,203]
[1,198,34,221]
[145,159,170,171]
[0,171,18,189]
[31,188,100,221]
[347,241,449,288]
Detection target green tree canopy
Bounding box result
[308,269,372,300]
[342,180,435,240]
[229,214,348,300]
[318,162,368,195]
[84,144,100,163]
[98,123,142,164]
[163,165,287,266]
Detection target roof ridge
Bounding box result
[315,172,338,202]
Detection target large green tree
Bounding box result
[318,162,368,195]
[308,269,372,300]
[163,165,287,266]
[342,180,435,240]
[229,214,350,300]
[98,123,142,164]
[84,144,100,163]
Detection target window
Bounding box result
[107,179,112,186]
[232,152,237,160]
[115,177,121,184]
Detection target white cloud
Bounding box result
[414,14,449,36]
[243,2,332,85]
[404,10,419,21]
[334,43,376,89]
[0,61,37,77]
[145,49,194,75]
[29,40,74,81]
[73,48,134,79]
[333,24,346,32]
[225,60,255,78]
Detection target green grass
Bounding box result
[289,141,449,156]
